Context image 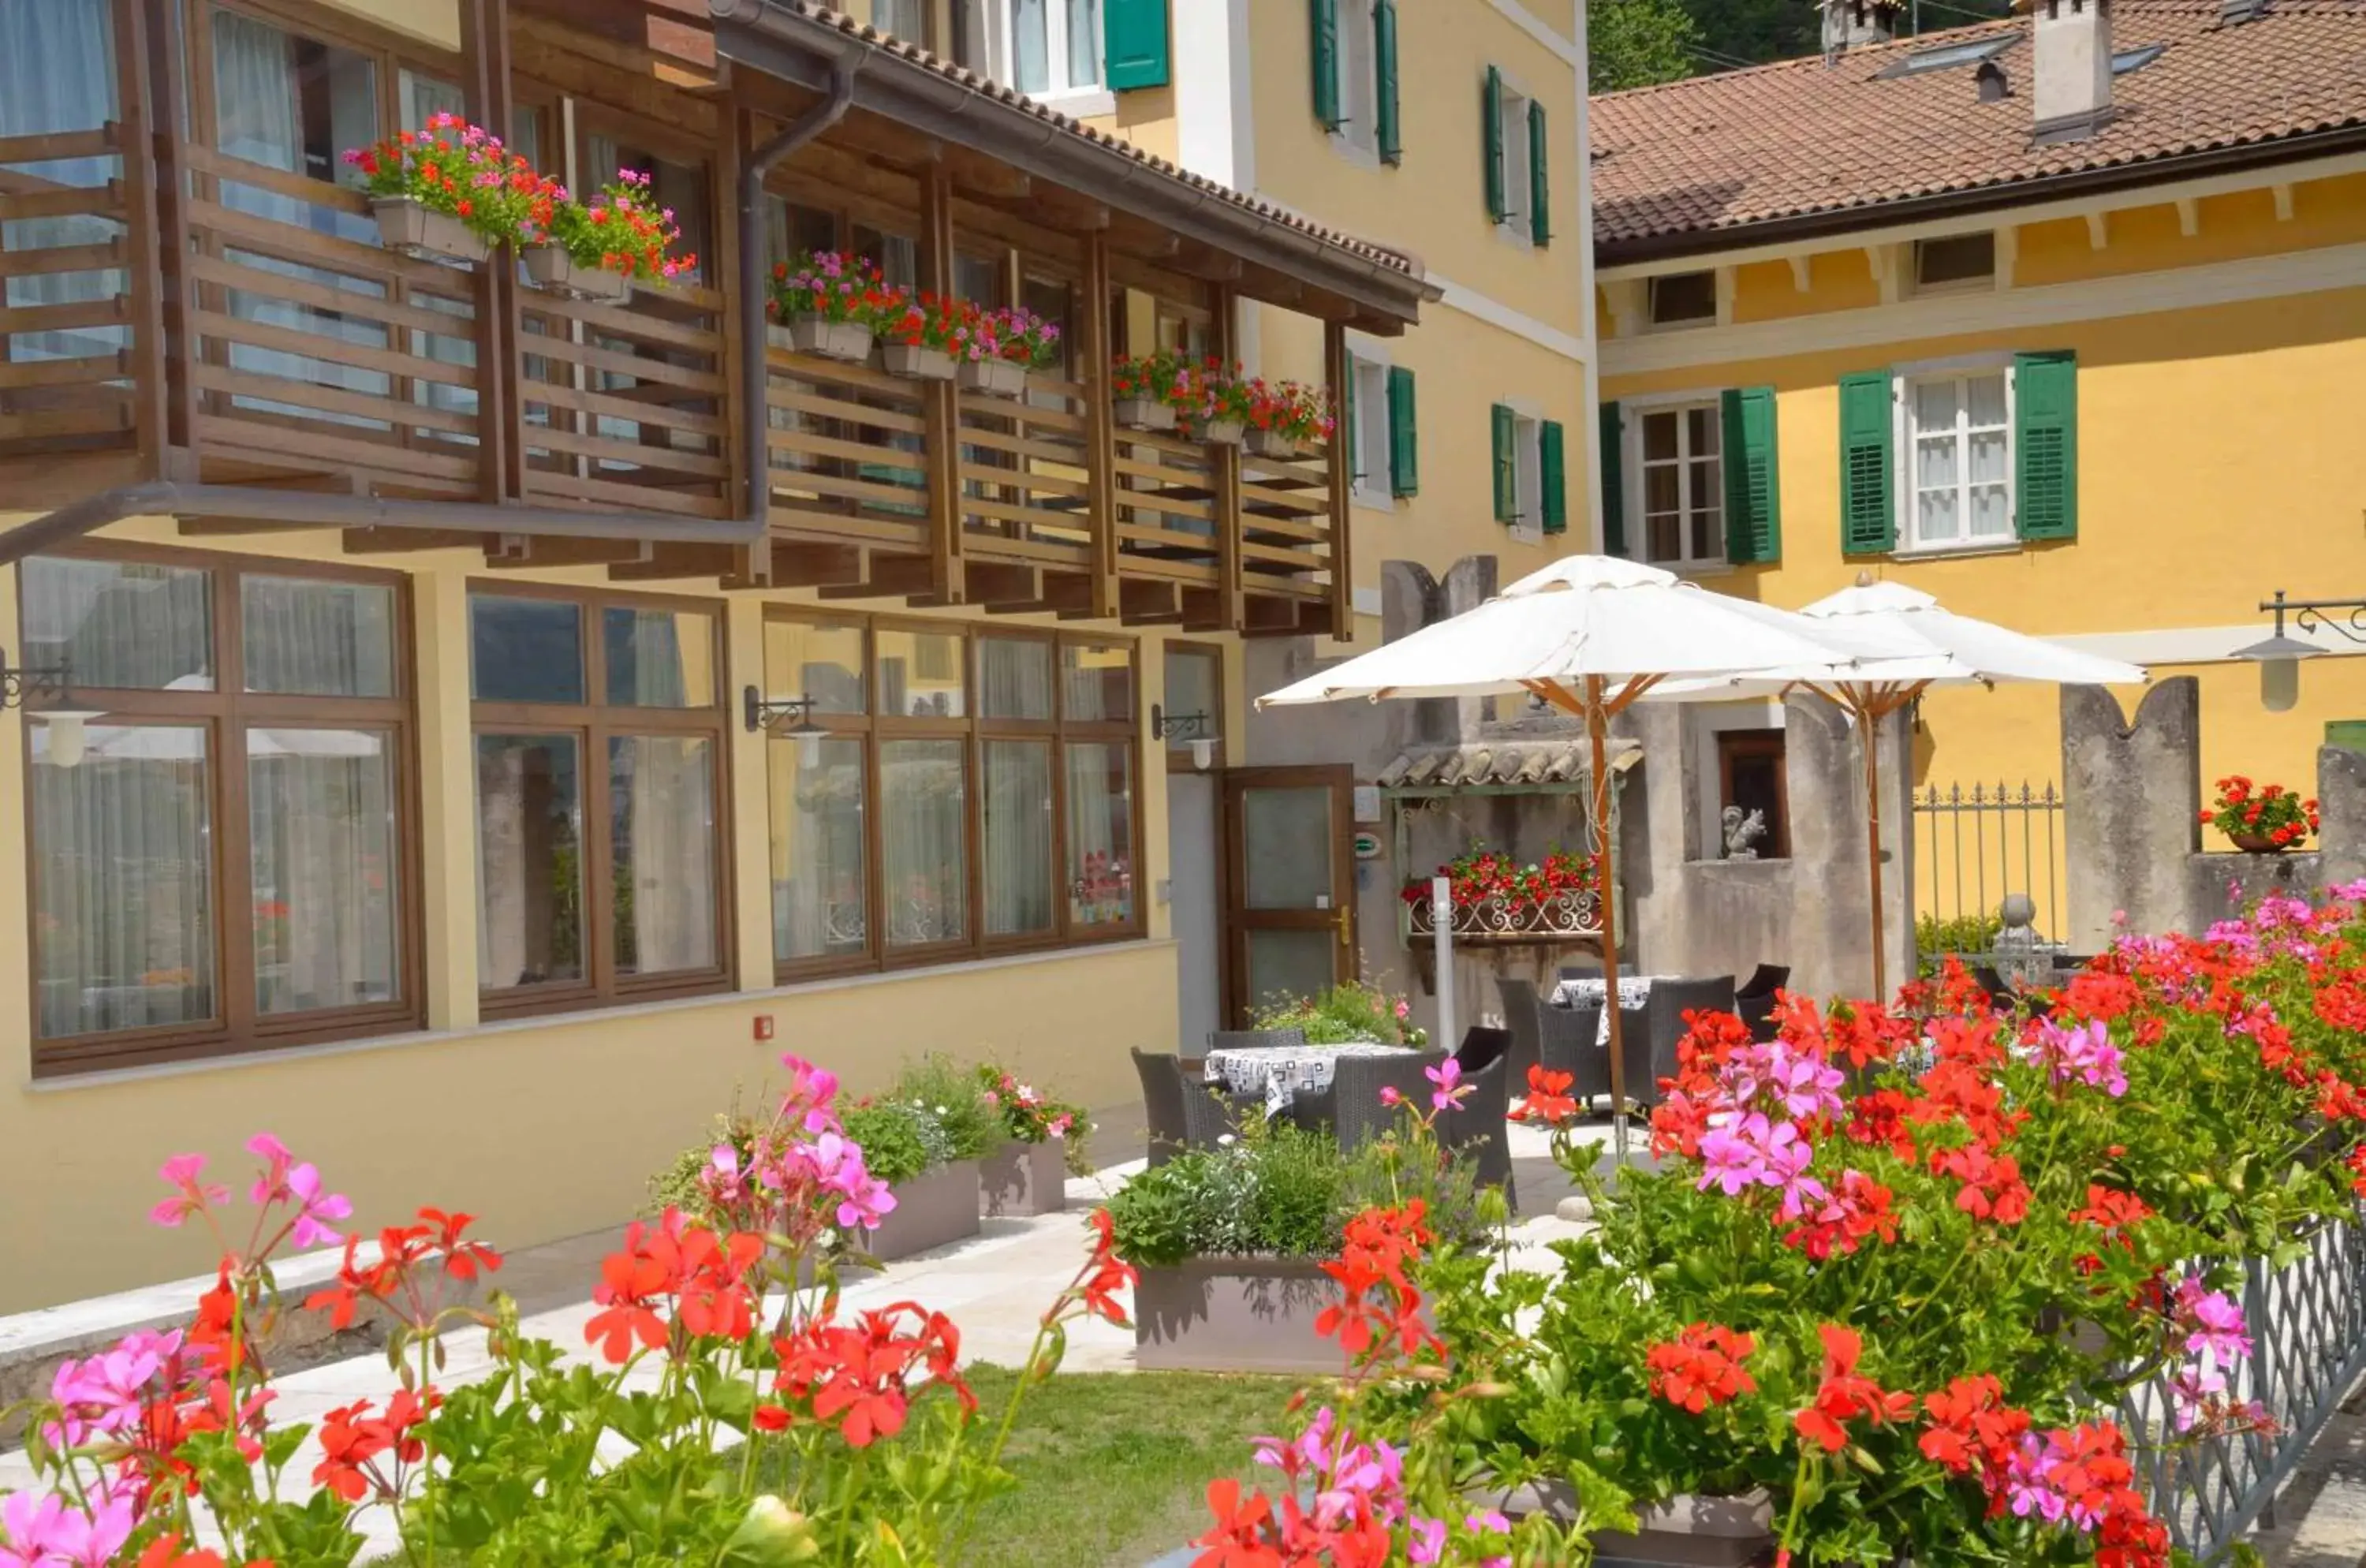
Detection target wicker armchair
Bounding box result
[1735,963,1790,1043]
[1439,1053,1516,1207]
[1134,1047,1259,1166]
[1497,976,1544,1085]
[1538,1002,1609,1108]
[1454,1025,1513,1075]
[1324,1049,1450,1153]
[1635,976,1737,1108]
[1209,1027,1308,1053]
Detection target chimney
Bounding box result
[2031,0,2115,143]
[1976,59,2011,101]
[1823,0,1897,54]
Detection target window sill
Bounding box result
[1028,86,1118,119]
[1352,487,1398,515]
[1892,538,2025,562]
[1328,132,1383,170]
[1644,557,1737,580]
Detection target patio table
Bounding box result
[1204,1041,1413,1117]
[1550,974,1677,1044]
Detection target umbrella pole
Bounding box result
[1584,674,1633,1166]
[1860,692,1888,1003]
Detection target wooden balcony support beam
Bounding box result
[817,549,934,599]
[1323,319,1353,642]
[917,162,965,607]
[1081,229,1119,620]
[1214,284,1245,633]
[461,0,521,502]
[1119,577,1183,625]
[484,535,653,568]
[764,539,866,587]
[613,540,741,581]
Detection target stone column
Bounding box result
[2061,679,2200,946]
[2319,744,2366,894]
[1782,693,1886,999]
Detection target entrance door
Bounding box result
[1222,766,1356,1025]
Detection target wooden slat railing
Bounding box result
[759,338,931,551]
[1238,440,1338,604]
[182,144,480,495]
[956,374,1093,573]
[518,278,730,519]
[0,127,136,453]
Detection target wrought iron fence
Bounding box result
[1911,781,2066,952]
[2120,1207,2366,1559]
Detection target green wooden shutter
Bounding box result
[1375,0,1401,164]
[1483,67,1506,224]
[1599,401,1625,556]
[2013,350,2078,541]
[1491,403,1517,523]
[1527,100,1550,246]
[1311,0,1342,129]
[1539,420,1568,534]
[1386,364,1417,497]
[1838,370,1896,555]
[1720,386,1782,565]
[1105,0,1170,89]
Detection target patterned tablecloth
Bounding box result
[1204,1042,1413,1114]
[1548,976,1672,1044]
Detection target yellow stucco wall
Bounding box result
[0,521,1188,1312]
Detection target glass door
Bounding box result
[1222,766,1355,1025]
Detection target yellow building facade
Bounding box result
[1592,0,2366,931]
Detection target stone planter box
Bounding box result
[959,357,1031,398]
[866,1161,982,1261]
[370,197,488,264]
[521,245,629,304]
[980,1139,1068,1218]
[1481,1481,1774,1567]
[782,315,875,364]
[1134,1256,1345,1375]
[882,342,956,381]
[1247,428,1308,461]
[1114,398,1176,433]
[1201,419,1245,446]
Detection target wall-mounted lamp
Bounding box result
[745,685,831,764]
[4,650,100,768]
[1151,703,1218,771]
[2233,590,2364,714]
[1,648,73,711]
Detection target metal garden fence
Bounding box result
[1912,781,2066,949]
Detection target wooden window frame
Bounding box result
[762,607,1144,986]
[1161,640,1225,775]
[21,540,424,1079]
[469,579,734,1020]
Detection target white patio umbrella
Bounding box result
[1659,575,2147,999]
[1260,555,1898,1157]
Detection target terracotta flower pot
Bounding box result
[1114,398,1177,433]
[979,1138,1067,1218]
[958,357,1031,398]
[1201,419,1245,446]
[370,197,489,264]
[521,245,629,304]
[2230,832,2289,853]
[784,315,875,364]
[1247,427,1308,460]
[882,342,956,382]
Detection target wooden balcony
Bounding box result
[0,0,1428,635]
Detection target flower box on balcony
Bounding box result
[782,315,875,364]
[959,357,1032,398]
[1133,1256,1349,1375]
[1405,891,1603,944]
[1246,428,1309,461]
[1114,398,1177,433]
[1201,419,1245,446]
[866,1160,982,1261]
[521,245,629,304]
[980,1139,1067,1219]
[369,197,489,265]
[882,343,956,382]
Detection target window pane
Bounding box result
[603,607,715,707]
[1913,378,1959,432]
[1646,515,1681,563]
[771,735,867,962]
[1967,371,2009,429]
[882,739,966,946]
[1641,409,1677,461]
[1650,271,1715,323]
[1918,487,1960,543]
[983,740,1054,936]
[1013,0,1050,91]
[397,69,464,133]
[1062,641,1132,722]
[1969,483,2012,539]
[764,618,866,715]
[32,721,216,1039]
[242,575,395,696]
[1066,741,1134,928]
[211,10,376,193]
[1969,427,2009,485]
[1916,433,1959,490]
[611,735,718,976]
[1,0,125,366]
[475,734,584,987]
[980,638,1054,720]
[250,727,398,1015]
[23,557,213,692]
[471,595,584,704]
[1643,465,1680,517]
[1162,648,1221,752]
[1066,0,1103,88]
[878,628,966,718]
[1685,405,1719,457]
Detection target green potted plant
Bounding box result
[1111,351,1189,433]
[522,167,695,303]
[963,302,1062,398]
[874,290,969,382]
[1196,358,1255,446]
[767,249,889,362]
[1245,377,1334,460]
[2204,773,2319,853]
[1252,977,1427,1047]
[973,1061,1090,1217]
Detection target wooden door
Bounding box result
[1222,765,1356,1026]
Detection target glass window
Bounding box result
[1906,371,2012,550]
[611,736,718,975]
[879,626,967,718]
[398,69,465,133]
[883,738,968,946]
[603,607,717,708]
[1,0,125,367]
[764,618,867,715]
[767,197,838,267]
[1649,271,1717,326]
[475,734,584,988]
[1915,233,1995,291]
[1634,403,1724,567]
[471,595,584,704]
[770,735,868,963]
[586,134,710,282]
[980,0,1101,95]
[1162,647,1221,756]
[1065,742,1133,928]
[211,10,377,192]
[1349,356,1389,498]
[243,576,396,696]
[874,0,931,43]
[1062,641,1132,722]
[980,637,1054,720]
[250,728,400,1014]
[853,225,920,291]
[983,740,1055,936]
[22,556,213,692]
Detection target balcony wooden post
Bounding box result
[1080,229,1118,620]
[716,106,767,588]
[1212,283,1244,632]
[114,0,168,474]
[136,0,198,468]
[460,0,521,503]
[1324,319,1353,642]
[917,161,965,605]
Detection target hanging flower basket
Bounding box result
[959,357,1031,398]
[369,197,489,265]
[1247,427,1308,460]
[882,342,957,382]
[521,245,629,304]
[1202,419,1245,446]
[1114,398,1176,433]
[783,314,875,364]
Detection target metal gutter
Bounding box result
[705,0,1435,326]
[0,482,767,569]
[1595,121,2366,266]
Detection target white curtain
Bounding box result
[983,741,1053,935]
[475,735,584,989]
[613,736,718,976]
[771,737,867,961]
[249,737,398,1015]
[882,741,967,946]
[241,575,396,697]
[1,0,123,363]
[22,556,214,691]
[1065,741,1133,928]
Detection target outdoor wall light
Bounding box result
[2234,591,2364,713]
[1151,704,1218,771]
[744,685,830,765]
[40,711,103,769]
[1,649,100,768]
[0,647,73,710]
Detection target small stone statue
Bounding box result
[1722,805,1768,860]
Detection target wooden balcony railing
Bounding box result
[518,281,730,520]
[760,342,933,554]
[0,126,138,457]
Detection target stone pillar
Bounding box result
[1616,702,1689,976]
[2062,678,2200,946]
[1782,692,1896,1000]
[1439,556,1499,743]
[2319,744,2366,894]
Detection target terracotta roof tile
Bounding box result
[1592,0,2366,251]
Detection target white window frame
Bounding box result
[1621,392,1728,570]
[1330,0,1382,162]
[965,0,1109,113]
[1347,349,1395,512]
[1501,401,1543,542]
[1894,353,2017,556]
[1495,73,1534,251]
[872,0,930,46]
